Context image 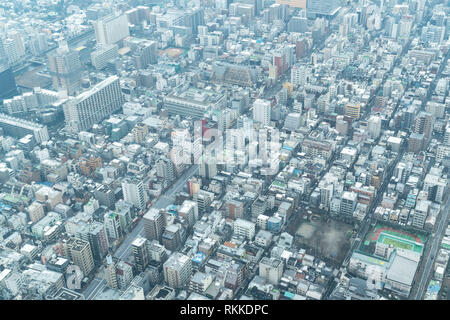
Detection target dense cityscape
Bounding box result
[0,0,449,302]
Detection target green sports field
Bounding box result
[378,232,423,253]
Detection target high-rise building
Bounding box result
[345,104,361,119]
[193,190,214,213]
[284,113,301,131]
[8,31,25,58]
[0,38,8,69]
[93,13,130,45]
[189,271,214,294]
[147,240,167,262]
[336,115,349,136]
[413,111,433,142]
[229,3,255,21]
[444,126,450,145]
[63,75,124,133]
[421,24,445,44]
[225,199,245,220]
[132,123,149,144]
[178,200,199,229]
[125,6,150,25]
[288,16,308,33]
[27,202,45,223]
[291,64,310,87]
[340,191,357,217]
[90,44,118,70]
[367,115,382,139]
[94,185,116,209]
[104,212,122,241]
[233,218,256,240]
[184,7,205,35]
[413,200,430,229]
[408,133,424,154]
[199,158,217,180]
[116,260,134,289]
[253,99,271,127]
[162,224,183,251]
[272,49,288,77]
[105,255,118,289]
[143,208,165,242]
[155,157,176,187]
[122,177,147,210]
[0,67,18,100]
[30,33,49,56]
[132,237,149,273]
[47,42,82,95]
[259,257,284,285]
[319,183,334,209]
[398,16,413,39]
[163,252,192,289]
[123,37,157,69]
[65,237,95,277]
[75,222,109,265]
[236,0,263,15]
[4,37,24,65]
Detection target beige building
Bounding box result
[105,255,118,289]
[27,201,45,223]
[345,103,361,119]
[65,238,94,276]
[163,252,192,289]
[35,185,63,210]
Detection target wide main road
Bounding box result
[114,164,199,261]
[82,164,198,299]
[414,190,450,299]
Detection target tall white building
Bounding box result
[104,212,122,240]
[156,157,176,187]
[253,99,271,127]
[63,75,124,133]
[47,42,82,95]
[116,260,134,290]
[143,208,165,242]
[4,36,24,65]
[91,44,119,70]
[436,145,450,162]
[444,126,450,145]
[259,257,284,285]
[319,183,334,209]
[122,177,147,210]
[178,200,199,228]
[9,31,25,57]
[30,33,49,55]
[340,191,357,217]
[368,115,382,139]
[290,64,310,87]
[284,113,301,131]
[163,252,192,289]
[423,173,447,203]
[233,218,256,240]
[413,200,430,229]
[94,13,130,45]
